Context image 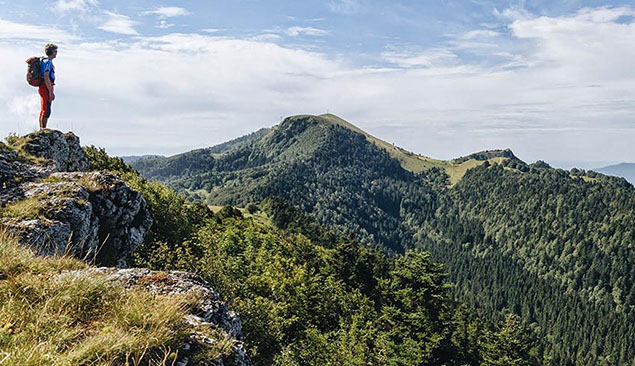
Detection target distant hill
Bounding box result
[119,154,164,163]
[596,162,635,184]
[132,113,635,366]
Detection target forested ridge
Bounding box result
[427,163,634,365]
[86,147,539,366]
[132,114,635,365]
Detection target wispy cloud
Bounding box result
[157,20,173,29]
[249,33,282,42]
[493,1,533,21]
[286,26,329,37]
[142,6,190,19]
[202,28,226,33]
[54,0,98,13]
[0,18,79,41]
[381,48,458,68]
[461,30,501,39]
[328,0,361,15]
[98,11,138,35]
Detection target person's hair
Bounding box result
[44,43,58,56]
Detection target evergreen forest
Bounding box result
[85,146,539,365]
[131,115,635,365]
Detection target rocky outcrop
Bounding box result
[0,130,251,366]
[0,146,50,190]
[1,172,152,267]
[18,129,90,172]
[1,129,252,363]
[68,267,252,366]
[1,131,151,267]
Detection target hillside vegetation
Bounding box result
[0,132,247,366]
[132,114,635,365]
[88,147,539,366]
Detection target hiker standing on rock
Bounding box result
[38,43,57,130]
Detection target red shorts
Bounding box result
[38,84,53,118]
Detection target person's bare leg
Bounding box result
[39,116,48,129]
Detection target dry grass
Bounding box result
[445,157,508,186]
[4,133,48,166]
[42,175,103,193]
[0,196,47,220]
[0,231,234,365]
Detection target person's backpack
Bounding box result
[25,56,45,87]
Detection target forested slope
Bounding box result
[424,162,635,365]
[90,147,539,366]
[132,114,635,365]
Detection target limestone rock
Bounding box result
[71,267,252,366]
[1,172,152,267]
[1,130,252,362]
[16,130,90,172]
[0,148,50,192]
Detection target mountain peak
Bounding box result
[453,148,520,164]
[277,114,522,183]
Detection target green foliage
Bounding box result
[452,148,518,164]
[129,117,635,365]
[245,202,260,214]
[428,163,635,366]
[482,314,539,366]
[83,144,213,270]
[83,145,137,175]
[115,139,540,364]
[132,118,418,252]
[133,196,538,365]
[0,141,10,153]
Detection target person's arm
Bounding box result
[44,70,55,101]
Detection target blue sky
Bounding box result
[1,1,634,167]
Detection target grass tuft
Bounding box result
[0,196,46,220]
[0,230,233,365]
[42,175,102,193]
[4,132,49,165]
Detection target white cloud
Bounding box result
[328,0,361,15]
[249,33,282,42]
[202,28,226,33]
[286,26,329,37]
[461,30,501,39]
[98,11,138,35]
[142,6,190,19]
[54,0,98,13]
[381,48,458,68]
[0,18,79,41]
[493,2,532,21]
[509,6,635,79]
[0,6,634,164]
[157,20,173,29]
